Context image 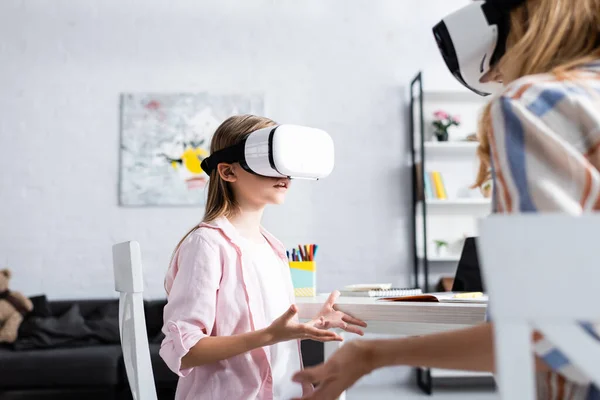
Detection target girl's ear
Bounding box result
[217,163,237,183]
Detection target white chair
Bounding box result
[478,214,600,399]
[112,241,158,400]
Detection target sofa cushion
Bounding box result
[149,344,178,387]
[0,345,122,388]
[28,295,52,318]
[49,299,118,318]
[144,299,167,340]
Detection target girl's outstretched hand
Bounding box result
[312,291,367,335]
[267,304,343,344]
[291,340,375,400]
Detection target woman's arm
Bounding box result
[292,322,550,400]
[369,322,550,372]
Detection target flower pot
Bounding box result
[481,180,493,198]
[434,245,448,257]
[435,130,449,142]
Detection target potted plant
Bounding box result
[481,179,493,198]
[433,240,449,256]
[432,111,461,142]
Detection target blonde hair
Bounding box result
[170,114,277,262]
[473,0,600,188]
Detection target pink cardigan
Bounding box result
[159,216,308,400]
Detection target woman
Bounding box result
[291,0,600,399]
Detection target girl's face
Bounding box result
[218,163,291,208]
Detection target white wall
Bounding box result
[0,0,469,300]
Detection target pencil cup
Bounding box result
[289,261,316,297]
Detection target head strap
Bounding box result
[200,139,247,175]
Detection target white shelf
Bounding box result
[422,90,486,103]
[418,255,461,262]
[424,199,491,206]
[424,141,479,154]
[428,368,494,379]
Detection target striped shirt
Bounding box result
[488,62,600,400]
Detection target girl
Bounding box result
[292,0,600,399]
[159,114,367,400]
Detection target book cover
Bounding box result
[431,171,447,199]
[380,292,488,304]
[424,172,435,199]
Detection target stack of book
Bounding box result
[424,170,447,200]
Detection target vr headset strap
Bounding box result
[484,0,528,65]
[482,2,510,67]
[200,137,248,175]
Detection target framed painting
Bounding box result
[119,93,264,206]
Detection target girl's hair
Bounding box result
[170,114,277,263]
[473,0,600,188]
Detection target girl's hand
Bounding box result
[267,304,343,344]
[312,291,367,336]
[291,340,376,400]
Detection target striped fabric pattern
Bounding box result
[488,63,600,400]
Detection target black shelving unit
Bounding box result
[409,73,495,395]
[409,72,434,395]
[409,72,430,293]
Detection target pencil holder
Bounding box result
[289,261,316,297]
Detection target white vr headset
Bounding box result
[200,124,335,180]
[433,0,526,96]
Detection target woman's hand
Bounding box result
[291,340,376,400]
[312,291,367,335]
[267,304,343,344]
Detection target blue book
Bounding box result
[424,172,435,199]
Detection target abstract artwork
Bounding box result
[119,93,264,206]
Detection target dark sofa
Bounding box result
[0,299,177,400]
[0,298,324,400]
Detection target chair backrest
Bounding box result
[112,241,158,400]
[478,214,600,400]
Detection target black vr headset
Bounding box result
[433,0,527,96]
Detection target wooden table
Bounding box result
[296,295,488,399]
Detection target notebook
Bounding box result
[340,285,423,298]
[380,291,488,303]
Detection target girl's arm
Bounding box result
[182,304,342,369]
[181,328,272,370]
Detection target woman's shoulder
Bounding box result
[498,66,600,106]
[497,72,567,103]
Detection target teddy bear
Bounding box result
[0,269,33,343]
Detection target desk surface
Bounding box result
[296,295,487,336]
[297,296,490,399]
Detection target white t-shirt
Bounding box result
[244,237,303,400]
